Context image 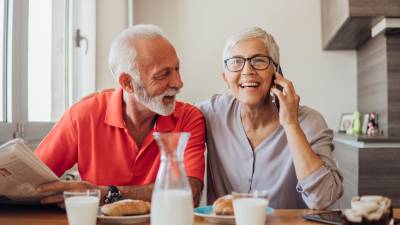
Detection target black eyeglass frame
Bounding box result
[223,55,278,72]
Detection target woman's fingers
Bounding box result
[273,73,296,96]
[271,87,284,101]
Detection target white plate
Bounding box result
[194,205,273,224]
[97,214,150,224]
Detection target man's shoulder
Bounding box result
[69,89,114,120]
[175,101,203,119]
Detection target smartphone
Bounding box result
[302,211,342,225]
[303,211,400,225]
[272,64,284,112]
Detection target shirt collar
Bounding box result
[105,88,181,131]
[104,88,125,128]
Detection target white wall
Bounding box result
[96,0,357,129]
[96,0,127,90]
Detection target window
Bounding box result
[0,1,5,122]
[28,0,67,122]
[28,0,53,122]
[0,0,95,145]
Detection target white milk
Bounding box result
[233,198,269,225]
[65,196,99,225]
[151,189,193,225]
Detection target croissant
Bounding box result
[213,195,234,215]
[101,199,151,216]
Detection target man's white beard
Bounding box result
[133,82,179,116]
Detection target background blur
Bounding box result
[97,0,357,130]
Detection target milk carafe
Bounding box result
[151,132,193,225]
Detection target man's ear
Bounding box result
[119,73,134,93]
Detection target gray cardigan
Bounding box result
[198,93,343,209]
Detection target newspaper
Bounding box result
[0,139,59,203]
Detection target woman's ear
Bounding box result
[119,73,134,93]
[222,72,230,89]
[221,72,227,82]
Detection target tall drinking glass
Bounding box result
[232,191,269,225]
[64,189,100,225]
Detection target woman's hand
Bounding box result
[270,73,300,128]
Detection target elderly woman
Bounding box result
[198,27,343,209]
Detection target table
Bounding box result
[0,204,398,225]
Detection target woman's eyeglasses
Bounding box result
[224,55,277,72]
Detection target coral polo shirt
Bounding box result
[35,88,206,186]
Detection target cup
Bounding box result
[64,189,100,225]
[232,191,269,225]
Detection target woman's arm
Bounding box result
[271,73,323,180]
[271,73,343,209]
[283,123,324,180]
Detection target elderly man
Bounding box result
[35,24,205,206]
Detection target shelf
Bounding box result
[321,0,400,50]
[334,132,400,144]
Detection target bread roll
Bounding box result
[101,199,151,216]
[213,195,234,215]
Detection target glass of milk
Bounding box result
[64,189,100,225]
[232,191,269,225]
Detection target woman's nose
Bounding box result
[241,60,255,75]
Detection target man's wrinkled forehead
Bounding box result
[133,37,179,67]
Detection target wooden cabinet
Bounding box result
[321,0,400,137]
[333,134,400,208]
[321,0,400,49]
[357,34,400,137]
[322,0,400,209]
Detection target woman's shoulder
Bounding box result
[298,106,334,145]
[299,106,324,119]
[196,93,237,116]
[298,106,329,131]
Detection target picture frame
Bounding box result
[362,113,370,135]
[338,113,354,133]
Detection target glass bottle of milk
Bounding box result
[151,132,193,225]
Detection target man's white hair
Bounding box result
[222,27,280,65]
[108,24,165,81]
[108,24,179,116]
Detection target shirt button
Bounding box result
[296,185,303,192]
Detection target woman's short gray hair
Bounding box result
[108,24,165,81]
[222,27,280,65]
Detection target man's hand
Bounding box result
[189,177,203,207]
[37,180,103,208]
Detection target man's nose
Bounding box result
[169,71,183,89]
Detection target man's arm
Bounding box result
[117,177,202,206]
[38,177,203,207]
[189,177,203,207]
[35,108,79,177]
